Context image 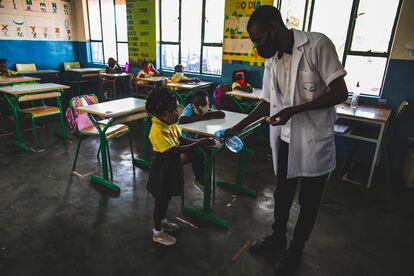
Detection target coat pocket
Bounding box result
[297,70,323,102]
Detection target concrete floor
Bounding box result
[0,119,413,276]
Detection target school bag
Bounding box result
[65,95,96,135]
[213,84,233,110]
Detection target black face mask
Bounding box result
[256,29,278,59]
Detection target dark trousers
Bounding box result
[272,139,328,250]
[153,193,172,231]
[184,149,204,182]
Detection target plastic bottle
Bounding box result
[125,62,129,73]
[351,90,360,109]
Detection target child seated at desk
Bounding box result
[137,61,160,79]
[178,90,225,125]
[232,70,252,93]
[170,64,200,84]
[0,59,20,78]
[145,87,213,246]
[105,57,123,74]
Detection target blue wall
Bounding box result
[0,40,79,70]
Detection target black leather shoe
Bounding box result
[274,242,303,275]
[249,234,287,254]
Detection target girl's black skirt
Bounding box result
[147,151,184,198]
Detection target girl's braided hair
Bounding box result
[145,85,178,117]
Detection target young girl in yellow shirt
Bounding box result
[145,87,213,246]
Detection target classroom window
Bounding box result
[159,0,225,75]
[86,0,129,65]
[275,0,401,97]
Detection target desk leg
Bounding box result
[4,94,28,151]
[367,122,385,188]
[230,97,247,113]
[88,115,120,191]
[133,117,152,169]
[56,92,71,141]
[216,147,257,197]
[171,90,185,106]
[182,147,228,229]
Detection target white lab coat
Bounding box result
[261,30,347,179]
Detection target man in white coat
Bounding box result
[223,5,348,275]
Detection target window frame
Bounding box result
[276,0,403,97]
[86,0,128,65]
[158,0,224,76]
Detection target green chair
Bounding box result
[63,62,81,71]
[70,94,134,179]
[19,91,65,147]
[16,63,36,72]
[64,62,87,96]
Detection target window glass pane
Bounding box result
[345,56,387,96]
[117,43,129,65]
[161,0,179,42]
[91,42,104,63]
[181,0,202,72]
[202,46,222,75]
[88,0,102,40]
[161,44,179,70]
[351,0,400,52]
[310,0,353,60]
[115,0,127,42]
[101,0,117,62]
[279,0,307,30]
[204,0,225,43]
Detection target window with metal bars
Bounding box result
[86,0,129,65]
[275,0,402,97]
[159,0,225,75]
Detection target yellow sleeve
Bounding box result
[170,74,181,83]
[232,82,240,90]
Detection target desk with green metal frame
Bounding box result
[166,81,212,105]
[134,76,167,98]
[77,97,151,192]
[0,76,40,87]
[67,68,103,96]
[180,111,262,229]
[0,83,70,151]
[0,76,41,134]
[19,70,60,83]
[100,72,133,99]
[226,88,263,114]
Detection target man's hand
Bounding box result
[265,106,297,126]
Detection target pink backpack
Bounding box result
[65,95,96,135]
[213,84,233,110]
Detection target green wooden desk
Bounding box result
[180,110,262,228]
[226,88,263,114]
[100,72,132,99]
[19,70,59,82]
[77,97,151,191]
[166,81,212,105]
[0,83,70,150]
[67,68,103,96]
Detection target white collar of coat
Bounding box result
[292,29,309,49]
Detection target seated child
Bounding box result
[232,70,252,93]
[145,87,213,246]
[105,57,123,74]
[178,90,225,125]
[0,59,20,78]
[137,61,160,79]
[170,64,200,84]
[103,58,129,99]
